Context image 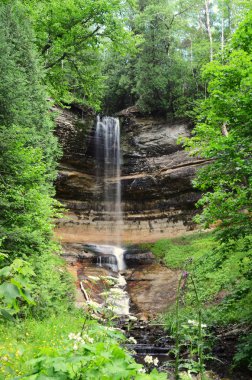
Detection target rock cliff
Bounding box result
[54,106,207,244]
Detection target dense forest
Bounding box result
[0,0,251,379]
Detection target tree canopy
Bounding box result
[24,0,136,110]
[183,9,252,241]
[103,0,251,114]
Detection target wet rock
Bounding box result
[61,243,96,260]
[126,263,180,316]
[124,252,155,263]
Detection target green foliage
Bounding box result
[0,1,59,259]
[29,251,75,319]
[0,314,168,379]
[103,0,251,115]
[133,0,202,115]
[173,273,211,379]
[0,313,85,378]
[0,1,73,318]
[152,233,252,325]
[149,232,215,269]
[102,52,138,113]
[234,332,252,371]
[104,0,208,115]
[0,258,34,320]
[0,124,59,261]
[151,232,252,372]
[23,0,137,110]
[183,9,252,241]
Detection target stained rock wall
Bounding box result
[55,107,206,244]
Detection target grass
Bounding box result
[146,232,216,269]
[0,311,168,379]
[0,311,84,379]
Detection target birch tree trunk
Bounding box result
[205,0,213,61]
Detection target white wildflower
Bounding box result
[75,335,83,342]
[82,334,94,344]
[144,355,153,364]
[153,357,159,366]
[201,323,207,328]
[138,368,146,373]
[68,332,76,340]
[128,336,137,344]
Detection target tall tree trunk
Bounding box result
[221,16,225,61]
[205,0,213,61]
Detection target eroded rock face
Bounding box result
[55,107,206,244]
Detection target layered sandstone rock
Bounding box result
[55,107,207,244]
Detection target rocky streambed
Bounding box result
[63,243,180,375]
[62,243,252,380]
[62,242,180,317]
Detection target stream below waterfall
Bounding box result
[63,243,250,380]
[71,242,177,371]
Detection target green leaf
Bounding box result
[0,308,14,320]
[0,266,11,278]
[0,282,20,303]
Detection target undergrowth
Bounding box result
[0,312,167,379]
[143,232,215,269]
[150,232,252,372]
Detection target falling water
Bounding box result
[95,116,125,271]
[84,117,128,314]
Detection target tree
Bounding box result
[0,1,73,316]
[0,1,59,260]
[23,0,136,110]
[102,0,219,115]
[184,9,252,241]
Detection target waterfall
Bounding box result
[95,116,125,271]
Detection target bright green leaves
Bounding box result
[22,326,167,379]
[0,258,35,319]
[232,9,252,52]
[184,10,252,241]
[24,0,137,110]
